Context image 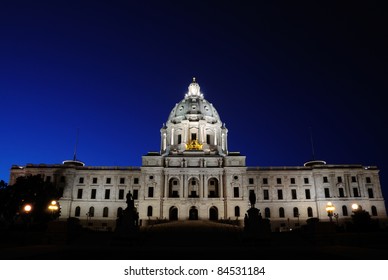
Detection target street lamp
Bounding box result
[48,200,59,218]
[23,204,32,213]
[326,202,335,222]
[352,203,361,212]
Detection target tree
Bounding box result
[1,175,61,229]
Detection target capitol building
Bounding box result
[9,79,387,231]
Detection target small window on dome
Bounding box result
[192,106,196,110]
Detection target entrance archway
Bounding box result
[209,206,218,220]
[169,206,178,220]
[189,206,198,220]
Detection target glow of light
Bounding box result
[326,202,335,212]
[24,204,32,213]
[352,203,359,210]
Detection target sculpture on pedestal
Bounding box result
[243,191,271,240]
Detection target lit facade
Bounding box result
[9,79,387,231]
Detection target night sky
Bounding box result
[1,1,387,209]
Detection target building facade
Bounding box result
[9,79,387,231]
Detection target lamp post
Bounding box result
[48,200,59,219]
[352,203,361,212]
[326,202,335,222]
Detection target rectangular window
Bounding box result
[277,189,283,200]
[79,177,84,184]
[92,177,98,184]
[134,178,139,184]
[77,189,83,199]
[191,133,197,140]
[178,135,182,144]
[276,178,282,185]
[339,188,345,198]
[133,189,139,200]
[148,187,154,198]
[366,177,371,184]
[324,188,330,198]
[249,178,254,185]
[206,134,210,144]
[263,178,268,185]
[337,176,342,183]
[120,178,125,184]
[263,189,269,200]
[351,176,357,183]
[290,178,296,185]
[291,189,297,199]
[106,178,111,184]
[105,189,110,199]
[323,176,328,183]
[368,188,374,198]
[353,188,359,197]
[304,178,309,184]
[305,189,311,199]
[91,189,96,199]
[119,189,125,200]
[233,187,239,198]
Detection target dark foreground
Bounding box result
[1,220,388,260]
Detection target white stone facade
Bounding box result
[9,79,387,231]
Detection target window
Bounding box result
[277,189,283,200]
[324,188,330,198]
[79,177,84,184]
[276,178,282,184]
[293,207,299,218]
[368,188,374,198]
[366,177,371,184]
[304,178,309,184]
[323,176,328,183]
[233,187,239,198]
[351,176,357,183]
[105,189,110,199]
[103,207,109,218]
[133,189,139,200]
[119,189,125,200]
[265,207,271,218]
[353,188,359,197]
[291,189,297,199]
[147,206,153,217]
[88,207,94,217]
[92,177,98,184]
[290,178,296,184]
[134,178,139,184]
[235,206,240,217]
[178,135,182,144]
[148,187,154,197]
[149,176,153,180]
[117,207,123,217]
[305,189,311,199]
[191,133,197,140]
[337,176,342,183]
[342,205,348,216]
[77,189,83,199]
[206,134,210,144]
[307,207,313,217]
[371,206,377,216]
[91,189,96,199]
[120,178,125,184]
[106,178,111,184]
[249,178,254,184]
[263,189,269,200]
[279,207,285,218]
[339,188,345,198]
[75,206,81,217]
[263,178,268,185]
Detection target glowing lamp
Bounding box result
[24,204,32,213]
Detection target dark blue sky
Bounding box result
[1,1,387,206]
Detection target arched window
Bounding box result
[75,206,81,217]
[371,206,378,216]
[147,206,153,217]
[307,207,313,217]
[279,207,285,218]
[234,206,240,217]
[293,207,299,218]
[103,207,109,218]
[89,206,94,217]
[117,207,123,217]
[265,207,271,218]
[342,205,348,216]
